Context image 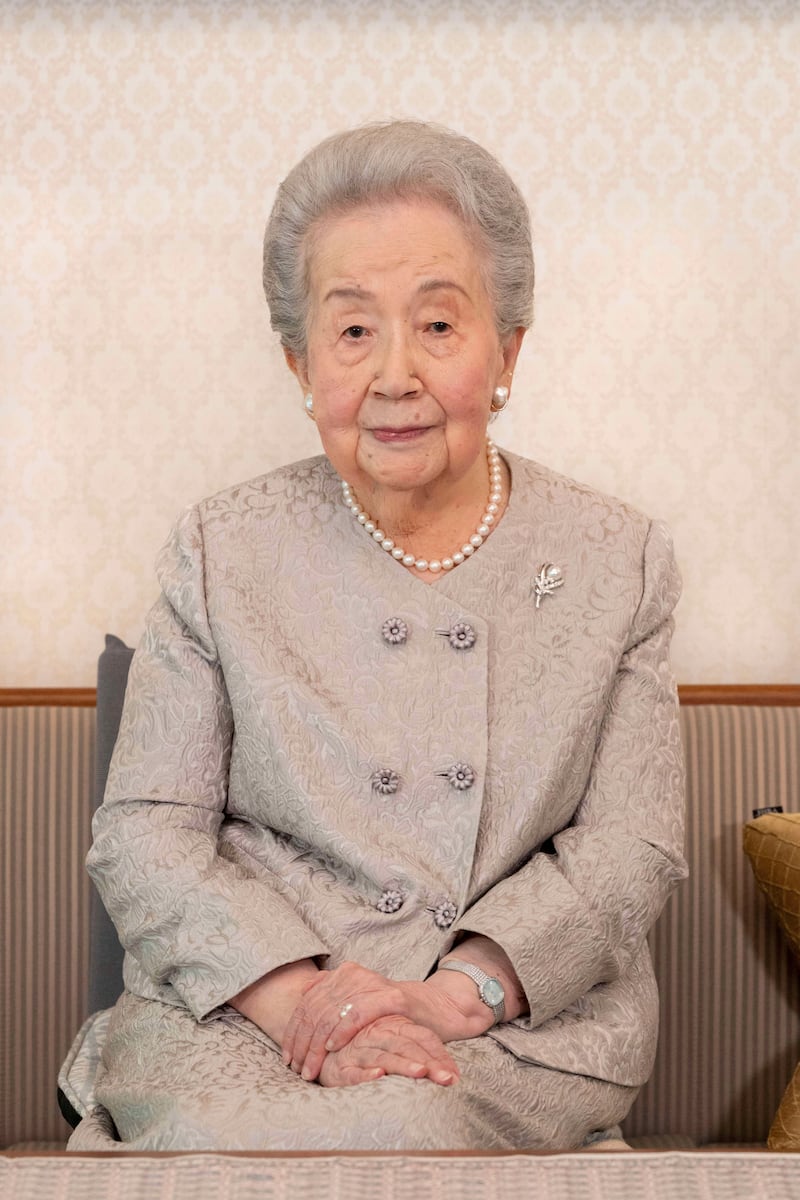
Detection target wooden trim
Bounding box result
[677,684,800,706]
[1,684,798,709]
[0,688,97,708]
[1,684,799,709]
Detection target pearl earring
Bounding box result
[304,393,315,420]
[489,385,509,422]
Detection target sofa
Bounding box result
[2,640,799,1189]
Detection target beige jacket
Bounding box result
[89,451,686,1088]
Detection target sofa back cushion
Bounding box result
[1,704,95,1146]
[623,703,800,1144]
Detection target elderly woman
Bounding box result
[68,120,686,1152]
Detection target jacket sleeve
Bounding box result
[87,506,329,1021]
[451,518,687,1029]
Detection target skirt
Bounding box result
[67,991,637,1152]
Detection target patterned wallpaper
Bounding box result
[2,0,798,686]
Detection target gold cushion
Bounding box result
[743,813,800,1150]
[769,1063,800,1151]
[744,813,800,963]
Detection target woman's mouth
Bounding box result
[370,426,432,443]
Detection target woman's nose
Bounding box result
[371,328,421,399]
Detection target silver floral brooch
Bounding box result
[534,563,564,608]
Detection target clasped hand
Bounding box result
[282,961,487,1088]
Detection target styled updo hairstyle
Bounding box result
[263,120,534,362]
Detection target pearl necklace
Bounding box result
[340,439,503,575]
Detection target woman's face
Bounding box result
[286,198,523,501]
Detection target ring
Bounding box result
[339,1003,353,1020]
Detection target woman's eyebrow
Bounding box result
[321,279,468,305]
[322,285,373,304]
[416,278,469,299]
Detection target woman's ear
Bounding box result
[283,347,310,393]
[502,327,526,382]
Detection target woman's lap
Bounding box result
[68,991,637,1151]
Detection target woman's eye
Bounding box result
[344,325,367,339]
[429,321,451,334]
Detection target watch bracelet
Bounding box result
[438,958,506,1023]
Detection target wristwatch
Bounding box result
[439,959,506,1024]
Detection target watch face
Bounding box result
[482,978,504,1007]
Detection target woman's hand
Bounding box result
[282,961,410,1080]
[316,1015,459,1089]
[281,960,489,1082]
[282,939,526,1082]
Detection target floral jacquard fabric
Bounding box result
[86,451,686,1137]
[68,992,635,1151]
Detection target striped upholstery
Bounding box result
[1,699,798,1147]
[623,704,800,1144]
[0,708,95,1147]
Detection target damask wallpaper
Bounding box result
[2,0,798,685]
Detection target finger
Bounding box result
[305,987,412,1080]
[283,973,342,1067]
[301,988,398,1079]
[353,1047,456,1085]
[291,993,361,1077]
[288,1007,326,1075]
[363,1051,429,1079]
[427,1060,459,1085]
[290,964,411,1077]
[382,1018,460,1070]
[319,1064,385,1089]
[283,994,329,1068]
[299,983,408,1079]
[355,1027,453,1077]
[283,963,363,1067]
[359,1020,460,1082]
[326,997,409,1055]
[300,1005,358,1081]
[281,1000,306,1066]
[397,1026,460,1079]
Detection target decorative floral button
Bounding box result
[382,617,408,645]
[371,767,400,795]
[435,621,476,650]
[377,889,405,913]
[443,763,475,791]
[433,900,457,929]
[448,622,476,650]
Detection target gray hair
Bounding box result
[263,120,534,362]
